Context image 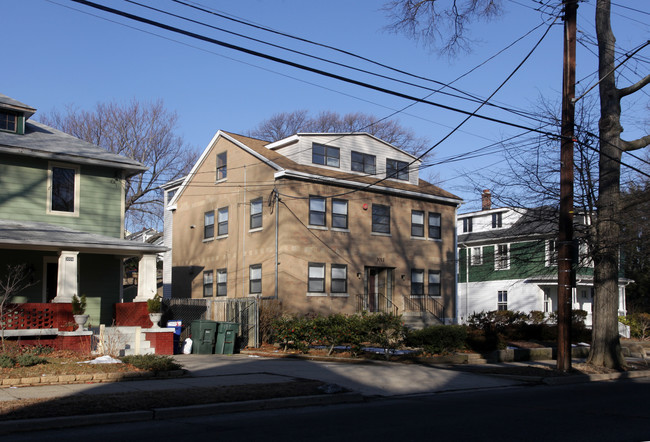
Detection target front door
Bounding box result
[44,258,58,302]
[365,267,394,313]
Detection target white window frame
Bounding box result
[470,247,483,266]
[249,264,262,294]
[498,290,508,311]
[203,270,213,297]
[47,162,80,217]
[216,151,227,181]
[411,210,425,238]
[428,212,441,239]
[216,268,227,296]
[309,196,326,227]
[428,270,441,297]
[308,262,326,294]
[217,207,228,237]
[494,244,510,270]
[546,239,558,267]
[250,198,263,230]
[331,264,348,295]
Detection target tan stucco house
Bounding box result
[164,131,462,324]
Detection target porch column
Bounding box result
[134,254,158,301]
[52,251,79,303]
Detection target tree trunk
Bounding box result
[587,0,625,369]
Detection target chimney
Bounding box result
[482,189,492,211]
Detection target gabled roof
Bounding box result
[171,131,461,206]
[459,207,558,245]
[0,120,147,176]
[0,93,36,119]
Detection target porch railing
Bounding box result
[0,303,73,330]
[402,295,445,323]
[356,293,399,315]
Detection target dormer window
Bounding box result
[0,110,17,133]
[492,212,502,228]
[386,159,409,181]
[351,151,376,174]
[312,143,339,168]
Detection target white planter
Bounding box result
[149,312,162,329]
[73,314,89,331]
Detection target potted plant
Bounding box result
[71,294,89,331]
[147,294,162,328]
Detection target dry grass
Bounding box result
[0,380,328,421]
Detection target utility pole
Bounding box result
[558,0,577,372]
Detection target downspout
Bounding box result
[242,166,246,299]
[274,188,279,300]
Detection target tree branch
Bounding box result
[618,73,650,98]
[621,134,650,152]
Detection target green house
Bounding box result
[456,191,629,327]
[0,93,165,326]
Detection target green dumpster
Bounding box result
[191,320,218,354]
[215,322,239,355]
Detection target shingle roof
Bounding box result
[0,120,147,175]
[224,131,461,203]
[0,220,166,254]
[459,207,559,244]
[0,93,36,117]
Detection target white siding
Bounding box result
[457,208,525,233]
[272,134,420,186]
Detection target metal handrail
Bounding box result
[355,293,399,315]
[402,294,444,322]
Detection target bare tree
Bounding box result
[385,0,650,369]
[589,0,650,368]
[0,264,37,351]
[383,0,503,55]
[249,110,430,158]
[39,99,198,233]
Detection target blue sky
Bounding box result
[4,0,649,210]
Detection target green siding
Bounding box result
[0,154,123,237]
[459,239,595,283]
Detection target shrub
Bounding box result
[71,294,86,315]
[271,315,317,353]
[364,312,407,359]
[120,354,182,371]
[23,345,54,356]
[0,354,15,368]
[259,299,283,344]
[620,313,650,340]
[16,354,47,367]
[406,325,467,355]
[147,294,162,313]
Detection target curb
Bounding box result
[0,392,364,435]
[542,369,650,385]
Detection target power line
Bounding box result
[70,0,564,138]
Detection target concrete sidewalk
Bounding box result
[0,353,647,435]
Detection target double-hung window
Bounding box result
[411,210,424,237]
[546,240,558,266]
[312,143,340,167]
[428,213,441,239]
[203,270,213,297]
[250,198,263,229]
[498,290,508,311]
[411,269,424,296]
[470,247,483,266]
[216,268,227,296]
[249,264,262,294]
[309,197,326,226]
[204,211,215,239]
[372,204,390,234]
[332,199,348,229]
[495,244,510,270]
[351,151,376,174]
[217,207,228,236]
[0,111,17,132]
[308,263,325,293]
[462,217,473,233]
[428,270,441,297]
[331,264,347,294]
[49,164,78,214]
[492,212,502,228]
[386,159,409,180]
[216,152,227,180]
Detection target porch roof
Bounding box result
[0,220,167,256]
